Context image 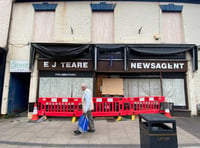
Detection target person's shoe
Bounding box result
[88,129,95,132]
[73,130,81,135]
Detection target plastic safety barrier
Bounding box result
[38,97,82,117]
[127,96,165,115]
[92,97,125,116]
[37,96,165,117]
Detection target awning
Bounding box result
[127,44,198,71]
[30,43,198,72]
[30,43,93,70]
[128,44,194,55]
[95,44,125,52]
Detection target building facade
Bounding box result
[0,0,13,113]
[1,0,200,118]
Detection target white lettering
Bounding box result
[52,62,56,68]
[129,61,185,71]
[156,63,161,69]
[66,62,71,68]
[179,63,184,69]
[71,62,77,68]
[77,62,82,68]
[168,63,172,69]
[131,63,137,69]
[83,62,88,68]
[44,61,49,68]
[174,63,179,69]
[151,63,155,69]
[60,62,65,68]
[161,63,167,69]
[137,63,142,69]
[143,63,150,69]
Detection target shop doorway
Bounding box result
[8,73,30,115]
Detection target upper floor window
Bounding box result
[160,4,184,43]
[90,2,116,43]
[32,3,57,42]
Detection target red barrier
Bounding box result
[38,97,82,117]
[127,96,165,115]
[92,97,124,116]
[37,96,165,117]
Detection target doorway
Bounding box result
[8,73,30,115]
[0,52,6,112]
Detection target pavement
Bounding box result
[0,115,200,148]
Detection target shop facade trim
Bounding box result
[160,3,183,12]
[32,2,57,11]
[90,2,116,12]
[30,43,198,72]
[128,60,187,72]
[38,60,93,71]
[16,0,200,5]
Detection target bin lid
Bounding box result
[139,113,176,122]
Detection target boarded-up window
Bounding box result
[33,12,55,41]
[102,78,123,96]
[162,12,183,43]
[92,12,114,43]
[162,79,185,106]
[124,79,161,97]
[124,78,186,106]
[39,77,93,98]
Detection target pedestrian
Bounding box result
[74,83,95,135]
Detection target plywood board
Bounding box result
[162,12,183,43]
[92,12,114,43]
[102,78,123,95]
[33,12,55,41]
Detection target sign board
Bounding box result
[128,60,187,72]
[38,60,93,71]
[10,60,30,73]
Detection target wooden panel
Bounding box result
[162,12,183,43]
[102,78,124,95]
[33,12,55,41]
[96,75,108,97]
[98,60,124,72]
[92,12,114,43]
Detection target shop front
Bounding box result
[30,43,198,112]
[38,60,94,98]
[95,44,198,110]
[30,44,94,106]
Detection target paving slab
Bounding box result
[0,116,199,148]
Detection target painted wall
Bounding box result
[6,2,200,44]
[0,0,12,48]
[183,4,200,45]
[55,2,91,43]
[115,2,160,43]
[2,1,200,116]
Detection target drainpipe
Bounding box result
[94,46,97,71]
